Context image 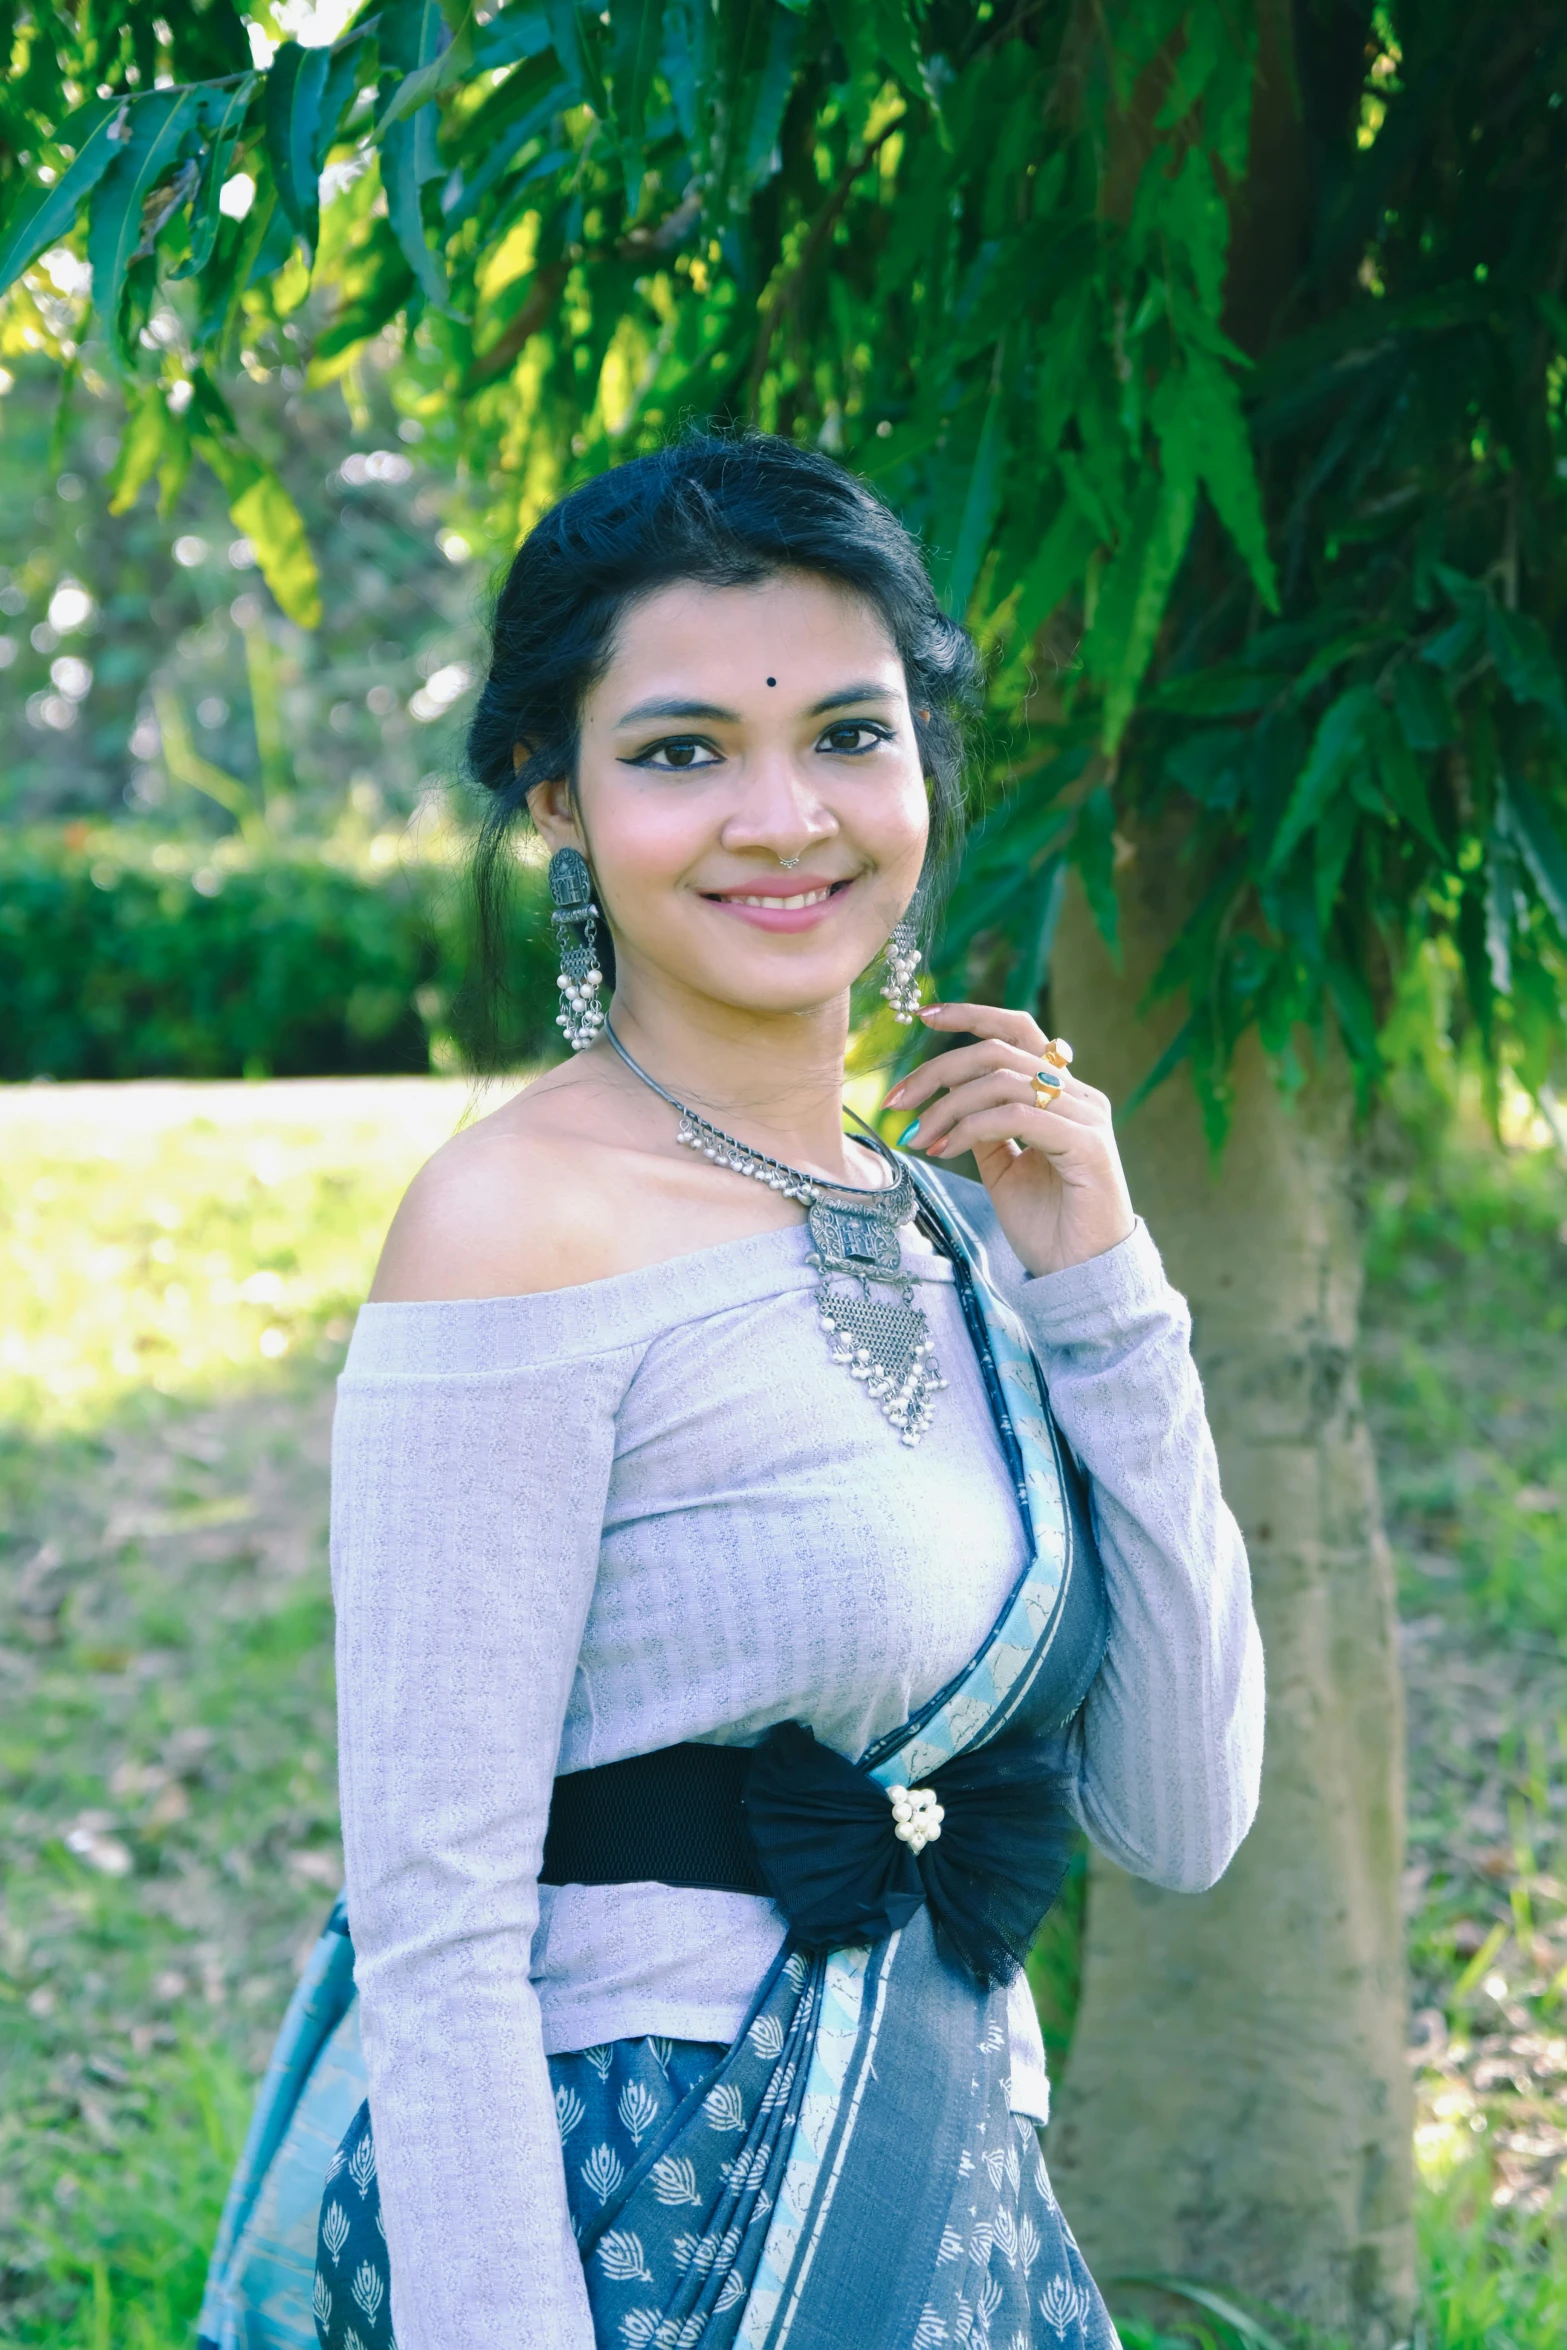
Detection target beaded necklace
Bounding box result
[603,1020,947,1444]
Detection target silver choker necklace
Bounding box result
[603,1020,947,1444]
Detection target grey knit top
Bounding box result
[330,1174,1263,2350]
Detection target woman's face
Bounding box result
[528,571,930,1024]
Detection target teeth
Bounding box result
[730,888,832,909]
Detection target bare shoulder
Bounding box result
[369,1070,635,1302]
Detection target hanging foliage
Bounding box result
[3,1,1566,1132]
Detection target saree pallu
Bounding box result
[199,1169,1118,2350]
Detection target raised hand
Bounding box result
[884,1002,1135,1278]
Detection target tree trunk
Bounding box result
[1044,836,1415,2339]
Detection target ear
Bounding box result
[526,770,584,852]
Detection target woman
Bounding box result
[199,434,1263,2350]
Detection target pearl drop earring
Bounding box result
[548,847,605,1051]
[881,919,923,1024]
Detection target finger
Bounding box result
[901,1067,1036,1145]
[885,1038,1043,1112]
[900,1067,1106,1148]
[919,1001,1047,1056]
[925,1098,1109,1163]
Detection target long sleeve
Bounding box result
[923,1170,1264,1892]
[1013,1220,1264,1889]
[330,1313,641,2350]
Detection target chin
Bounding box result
[717,942,877,999]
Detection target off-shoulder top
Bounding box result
[330,1172,1264,2350]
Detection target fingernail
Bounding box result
[924,1136,945,1155]
[919,1006,945,1022]
[897,1119,921,1147]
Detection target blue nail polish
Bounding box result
[897,1119,921,1147]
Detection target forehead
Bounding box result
[596,572,903,699]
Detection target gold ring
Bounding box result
[1032,1068,1063,1111]
[1041,1037,1074,1071]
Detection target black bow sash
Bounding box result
[742,1720,1076,1990]
[542,1721,1076,1993]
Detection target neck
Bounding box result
[603,972,868,1186]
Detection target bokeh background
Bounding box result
[4,5,1567,2348]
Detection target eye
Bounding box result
[816,720,892,756]
[628,736,724,771]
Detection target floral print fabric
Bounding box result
[314,1941,1115,2350]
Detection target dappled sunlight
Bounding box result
[0,1078,521,1429]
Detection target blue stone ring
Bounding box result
[1032,1038,1073,1111]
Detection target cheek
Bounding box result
[579,778,712,918]
[866,763,932,869]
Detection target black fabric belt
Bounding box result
[538,1721,1076,1990]
[541,1741,768,1898]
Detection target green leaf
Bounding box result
[1369,702,1443,853]
[1313,784,1359,928]
[474,5,553,71]
[941,377,1007,620]
[1089,457,1199,754]
[871,0,934,106]
[1154,357,1278,613]
[265,41,332,253]
[1151,669,1291,717]
[1324,954,1382,1076]
[1112,2276,1293,2350]
[1166,728,1249,810]
[1116,1017,1195,1125]
[1420,607,1483,672]
[228,470,323,630]
[378,1,451,308]
[0,96,130,299]
[1012,502,1099,643]
[187,368,321,628]
[1266,685,1378,875]
[1486,604,1567,730]
[174,77,257,282]
[86,89,204,362]
[1073,786,1121,961]
[661,0,712,147]
[378,13,473,131]
[1500,770,1567,940]
[1392,659,1453,751]
[1483,823,1518,995]
[545,0,609,114]
[107,383,180,513]
[315,35,369,169]
[737,6,802,194]
[308,218,417,375]
[1006,860,1067,1010]
[608,0,663,205]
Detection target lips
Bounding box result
[726,886,833,910]
[701,875,857,932]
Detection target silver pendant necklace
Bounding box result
[603,1019,947,1444]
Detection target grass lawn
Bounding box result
[1,1076,1564,2347]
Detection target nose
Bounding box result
[718,745,838,865]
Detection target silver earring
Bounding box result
[549,847,605,1051]
[881,917,923,1024]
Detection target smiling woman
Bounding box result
[197,436,1263,2350]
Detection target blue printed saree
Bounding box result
[198,1171,1118,2350]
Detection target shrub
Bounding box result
[0,828,556,1080]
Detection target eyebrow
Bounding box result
[614,682,900,727]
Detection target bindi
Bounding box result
[766,676,776,687]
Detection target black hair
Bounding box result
[464,430,980,1059]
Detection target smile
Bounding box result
[701,876,856,932]
[729,888,833,909]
